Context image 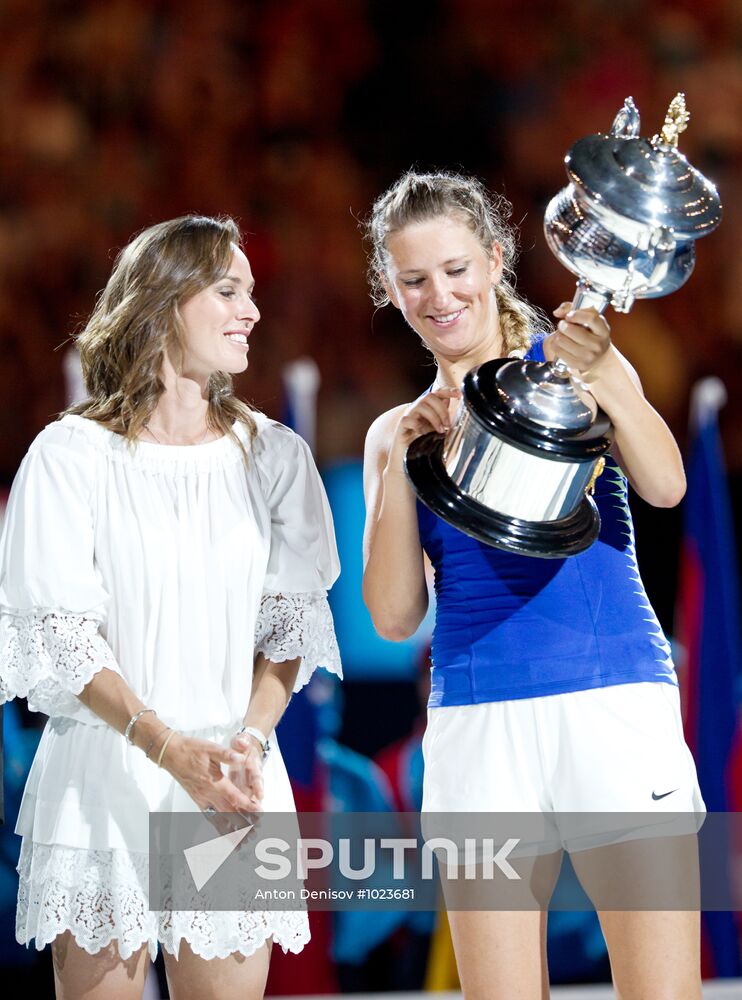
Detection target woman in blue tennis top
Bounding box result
[361,170,703,1000]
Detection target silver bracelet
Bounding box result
[237,725,271,759]
[124,708,157,745]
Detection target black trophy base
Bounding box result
[405,432,600,559]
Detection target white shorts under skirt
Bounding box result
[422,681,705,855]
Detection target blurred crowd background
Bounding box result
[0,0,740,993]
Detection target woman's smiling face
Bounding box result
[177,246,260,379]
[384,214,504,363]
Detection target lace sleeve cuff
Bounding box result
[254,591,342,693]
[0,610,122,717]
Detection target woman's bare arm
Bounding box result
[78,666,257,813]
[362,389,459,640]
[547,305,685,507]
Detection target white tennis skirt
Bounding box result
[14,717,309,961]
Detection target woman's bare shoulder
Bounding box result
[364,402,410,459]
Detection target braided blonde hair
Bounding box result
[365,170,549,355]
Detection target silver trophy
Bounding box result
[406,95,722,557]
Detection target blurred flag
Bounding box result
[276,355,326,807]
[676,377,742,977]
[282,357,320,453]
[267,357,338,995]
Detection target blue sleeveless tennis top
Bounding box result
[418,339,677,708]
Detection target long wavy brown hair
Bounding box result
[67,214,256,448]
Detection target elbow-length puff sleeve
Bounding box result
[252,419,341,693]
[0,422,121,719]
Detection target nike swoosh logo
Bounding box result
[651,789,678,801]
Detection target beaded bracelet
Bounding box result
[124,708,156,745]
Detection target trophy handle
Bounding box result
[610,96,641,139]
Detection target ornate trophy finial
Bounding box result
[652,93,690,148]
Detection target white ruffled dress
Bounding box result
[0,412,341,961]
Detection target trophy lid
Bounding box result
[565,95,722,240]
[463,360,613,460]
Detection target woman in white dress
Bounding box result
[0,215,341,999]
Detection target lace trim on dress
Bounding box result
[254,591,342,693]
[16,840,310,961]
[0,611,120,716]
[160,909,309,961]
